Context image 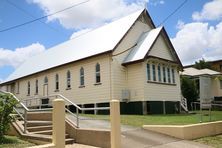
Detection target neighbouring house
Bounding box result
[181,67,222,101]
[209,59,222,73]
[0,9,183,114]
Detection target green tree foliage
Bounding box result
[0,93,18,142]
[181,76,199,110]
[194,58,211,70]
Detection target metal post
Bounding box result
[76,108,79,128]
[24,109,27,133]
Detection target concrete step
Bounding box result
[31,130,53,135]
[27,125,52,132]
[26,112,52,121]
[65,138,75,145]
[26,120,52,127]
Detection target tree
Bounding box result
[181,76,199,110]
[194,58,211,70]
[0,93,18,142]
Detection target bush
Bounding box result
[0,93,18,142]
[181,76,199,110]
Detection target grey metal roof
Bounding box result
[3,9,144,83]
[181,67,221,76]
[123,26,162,64]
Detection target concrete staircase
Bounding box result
[12,112,75,145]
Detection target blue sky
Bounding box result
[0,0,222,81]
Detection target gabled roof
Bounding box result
[123,27,162,64]
[181,67,221,77]
[3,9,144,84]
[122,27,183,69]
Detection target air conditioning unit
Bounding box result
[121,89,130,102]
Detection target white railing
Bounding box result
[0,90,110,133]
[181,96,188,112]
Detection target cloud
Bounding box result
[0,43,45,68]
[28,0,147,29]
[192,0,222,21]
[171,21,222,65]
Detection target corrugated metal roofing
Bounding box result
[3,9,144,83]
[182,67,221,76]
[123,26,162,64]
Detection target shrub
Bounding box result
[181,76,199,110]
[0,93,18,142]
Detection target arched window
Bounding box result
[55,74,59,90]
[95,63,101,83]
[80,67,84,86]
[27,81,30,95]
[35,79,38,94]
[44,76,48,84]
[67,70,71,88]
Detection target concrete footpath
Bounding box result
[67,115,212,148]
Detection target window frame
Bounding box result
[172,68,175,84]
[35,79,38,94]
[158,64,161,82]
[167,67,171,83]
[80,67,85,86]
[67,70,71,89]
[95,63,101,84]
[55,74,59,91]
[27,81,30,96]
[147,63,151,81]
[152,64,156,81]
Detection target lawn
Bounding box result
[0,136,35,148]
[194,134,222,148]
[82,111,222,127]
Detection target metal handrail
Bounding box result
[2,91,110,129]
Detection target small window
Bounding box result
[27,81,30,95]
[220,80,222,89]
[167,67,171,83]
[95,63,101,83]
[152,64,156,81]
[158,65,161,82]
[44,76,48,84]
[67,70,71,88]
[80,67,84,86]
[163,66,166,83]
[147,64,151,81]
[172,68,175,83]
[55,74,59,90]
[35,79,38,94]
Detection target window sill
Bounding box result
[66,87,71,90]
[147,81,176,86]
[94,82,102,86]
[79,85,85,88]
[54,89,60,92]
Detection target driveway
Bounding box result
[67,115,212,148]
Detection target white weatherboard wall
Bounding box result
[111,16,151,101]
[148,35,174,61]
[14,54,111,104]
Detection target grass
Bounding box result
[82,111,222,127]
[0,135,35,148]
[194,134,222,148]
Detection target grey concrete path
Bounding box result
[66,115,212,148]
